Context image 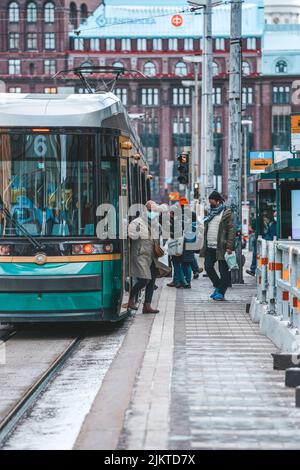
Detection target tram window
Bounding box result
[0,132,96,237]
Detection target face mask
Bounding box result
[148,212,159,220]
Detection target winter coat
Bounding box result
[129,216,154,280]
[200,208,236,261]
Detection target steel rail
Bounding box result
[0,336,82,447]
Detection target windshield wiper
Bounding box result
[0,196,45,252]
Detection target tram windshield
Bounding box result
[0,132,99,237]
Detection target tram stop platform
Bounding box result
[75,260,300,451]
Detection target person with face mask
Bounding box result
[128,200,161,313]
[200,191,236,301]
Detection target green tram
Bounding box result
[0,92,150,322]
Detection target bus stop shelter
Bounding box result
[250,158,300,240]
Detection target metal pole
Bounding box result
[194,62,200,196]
[205,0,214,198]
[243,125,247,203]
[227,0,243,283]
[200,7,207,206]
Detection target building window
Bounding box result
[275,60,288,74]
[137,39,147,51]
[70,2,77,28]
[44,87,57,94]
[184,38,194,51]
[80,3,88,20]
[9,32,19,49]
[272,115,290,150]
[115,88,128,106]
[169,38,178,51]
[8,59,20,74]
[173,116,190,134]
[27,33,37,50]
[27,2,37,22]
[106,39,115,51]
[44,33,55,50]
[8,2,19,22]
[141,88,159,106]
[74,37,84,50]
[90,38,100,50]
[199,38,203,50]
[44,2,55,23]
[121,39,131,51]
[153,38,162,50]
[44,59,56,75]
[242,61,250,76]
[212,62,219,76]
[212,87,222,105]
[242,87,254,106]
[172,88,190,106]
[215,38,225,50]
[273,86,290,105]
[246,37,256,50]
[175,61,187,76]
[9,87,21,93]
[144,62,156,77]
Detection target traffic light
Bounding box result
[177,152,189,185]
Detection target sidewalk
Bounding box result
[119,271,300,450]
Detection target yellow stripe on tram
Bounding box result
[0,254,122,264]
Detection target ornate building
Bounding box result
[0,1,100,93]
[67,0,264,199]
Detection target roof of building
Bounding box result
[262,24,300,74]
[70,0,264,39]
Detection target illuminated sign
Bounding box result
[250,151,273,174]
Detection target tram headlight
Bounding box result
[0,245,11,256]
[71,243,114,255]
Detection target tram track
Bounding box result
[0,335,82,447]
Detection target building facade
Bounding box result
[0,0,100,93]
[1,0,300,201]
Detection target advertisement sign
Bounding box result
[291,114,300,153]
[292,190,300,239]
[250,151,273,174]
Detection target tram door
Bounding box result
[119,158,130,313]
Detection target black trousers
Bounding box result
[204,247,231,296]
[129,262,157,304]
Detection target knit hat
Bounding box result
[208,191,224,202]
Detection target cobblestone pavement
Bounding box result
[169,273,300,450]
[120,269,300,450]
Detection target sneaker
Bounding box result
[193,273,199,279]
[210,288,220,299]
[184,283,191,289]
[213,293,225,301]
[167,282,176,287]
[246,269,255,277]
[176,283,184,289]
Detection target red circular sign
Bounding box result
[171,14,183,27]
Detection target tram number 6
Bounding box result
[34,135,47,158]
